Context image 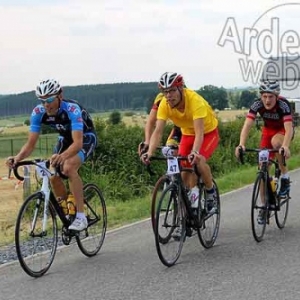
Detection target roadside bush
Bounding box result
[80,118,271,202]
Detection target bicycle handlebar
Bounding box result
[12,159,68,181]
[238,147,286,166]
[145,155,193,176]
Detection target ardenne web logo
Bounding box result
[217,3,300,91]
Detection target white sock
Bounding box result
[76,212,86,219]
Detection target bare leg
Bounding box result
[271,134,288,174]
[62,156,84,213]
[196,156,213,190]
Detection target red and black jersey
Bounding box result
[247,96,293,130]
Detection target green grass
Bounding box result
[0,115,28,126]
[106,196,152,229]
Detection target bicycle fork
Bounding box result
[31,191,50,238]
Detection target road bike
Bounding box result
[238,147,291,242]
[150,154,221,267]
[13,159,107,277]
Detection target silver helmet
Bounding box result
[259,80,280,96]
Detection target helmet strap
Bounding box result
[172,88,183,108]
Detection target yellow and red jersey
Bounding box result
[157,88,218,135]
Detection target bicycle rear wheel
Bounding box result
[15,192,58,277]
[151,175,170,234]
[155,184,185,267]
[197,179,221,248]
[76,183,107,256]
[275,195,290,229]
[251,173,268,242]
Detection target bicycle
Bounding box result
[238,147,291,242]
[150,154,221,267]
[13,158,107,277]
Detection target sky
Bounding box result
[1,0,300,94]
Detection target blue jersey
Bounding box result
[30,99,94,142]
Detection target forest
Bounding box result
[0,82,257,117]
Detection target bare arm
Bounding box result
[192,118,204,152]
[235,118,254,158]
[282,121,293,148]
[147,119,166,157]
[281,121,293,158]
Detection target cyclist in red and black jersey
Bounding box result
[235,80,293,197]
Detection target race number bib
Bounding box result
[35,161,48,178]
[167,158,180,175]
[258,150,269,163]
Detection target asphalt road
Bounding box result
[1,170,300,300]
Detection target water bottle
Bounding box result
[269,177,276,193]
[50,175,67,200]
[273,177,278,194]
[57,197,68,215]
[50,175,68,215]
[188,186,199,208]
[67,194,76,216]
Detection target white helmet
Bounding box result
[36,79,62,98]
[158,72,184,89]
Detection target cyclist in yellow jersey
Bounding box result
[138,92,182,155]
[141,72,219,218]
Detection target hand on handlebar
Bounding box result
[235,145,245,159]
[5,156,16,169]
[138,142,149,156]
[140,152,151,165]
[50,154,65,167]
[280,146,290,159]
[188,151,200,165]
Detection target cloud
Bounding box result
[1,0,300,94]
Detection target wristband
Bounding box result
[191,150,199,155]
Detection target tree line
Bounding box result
[0,82,259,117]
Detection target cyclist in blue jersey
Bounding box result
[6,79,97,231]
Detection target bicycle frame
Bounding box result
[151,155,201,226]
[15,160,70,233]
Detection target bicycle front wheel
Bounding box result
[151,175,170,234]
[275,195,290,229]
[251,173,268,242]
[76,183,107,257]
[155,184,185,267]
[15,192,58,277]
[197,179,221,249]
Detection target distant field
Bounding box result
[0,115,28,126]
[0,110,248,136]
[95,109,248,127]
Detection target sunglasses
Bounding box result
[162,87,177,95]
[39,95,57,104]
